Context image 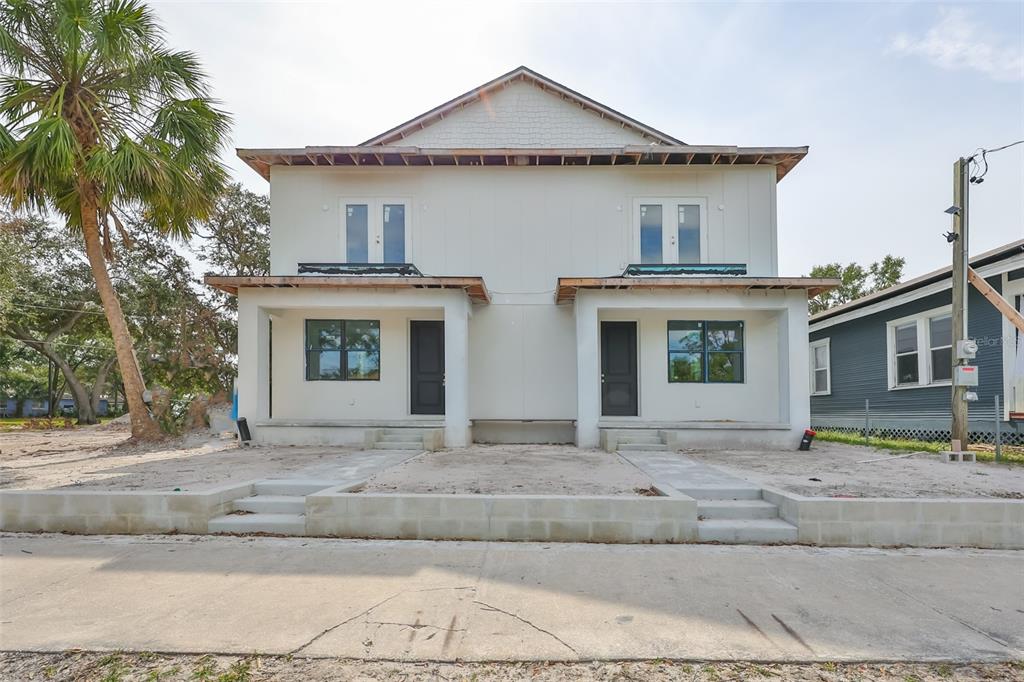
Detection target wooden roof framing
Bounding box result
[237,145,808,182]
[554,277,840,303]
[204,275,491,303]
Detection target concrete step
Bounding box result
[698,499,779,520]
[618,437,664,445]
[209,513,306,536]
[253,480,336,496]
[379,430,426,438]
[617,443,668,452]
[374,441,423,450]
[234,495,306,514]
[677,486,763,501]
[377,434,424,442]
[698,519,797,544]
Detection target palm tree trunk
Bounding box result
[79,197,163,440]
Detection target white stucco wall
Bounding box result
[395,80,656,148]
[269,165,779,280]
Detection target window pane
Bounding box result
[306,350,342,380]
[895,323,917,353]
[708,352,743,382]
[931,347,952,382]
[813,345,828,370]
[383,204,406,263]
[639,204,663,264]
[669,352,702,382]
[346,204,369,262]
[668,321,703,351]
[677,204,701,263]
[814,368,828,393]
[346,351,380,380]
[306,320,342,350]
[345,320,380,351]
[707,322,743,351]
[896,352,918,384]
[929,315,952,349]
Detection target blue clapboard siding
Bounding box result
[810,273,1009,423]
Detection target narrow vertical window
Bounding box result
[345,204,369,262]
[639,204,663,264]
[706,321,744,383]
[929,315,952,382]
[305,320,343,381]
[810,339,830,395]
[668,321,704,382]
[382,204,406,263]
[677,204,701,263]
[894,322,919,385]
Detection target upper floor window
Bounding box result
[886,307,952,390]
[342,199,410,264]
[668,320,744,384]
[305,319,381,381]
[636,198,706,264]
[809,338,830,396]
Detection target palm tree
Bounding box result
[0,0,231,439]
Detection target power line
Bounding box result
[966,139,1024,184]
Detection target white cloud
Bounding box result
[890,7,1023,82]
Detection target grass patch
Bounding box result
[815,430,1024,464]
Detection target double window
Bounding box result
[636,198,706,264]
[667,321,744,383]
[342,199,410,263]
[809,338,830,395]
[886,308,952,389]
[305,320,380,381]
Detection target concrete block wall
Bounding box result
[306,485,698,543]
[762,488,1024,550]
[0,482,255,535]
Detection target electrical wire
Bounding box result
[966,139,1024,183]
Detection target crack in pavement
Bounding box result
[473,599,579,655]
[365,620,466,633]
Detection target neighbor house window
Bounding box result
[894,322,918,385]
[668,320,744,383]
[305,319,380,381]
[342,199,410,264]
[928,314,952,383]
[809,338,830,396]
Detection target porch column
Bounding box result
[237,293,270,423]
[575,293,601,448]
[443,296,471,447]
[785,295,811,433]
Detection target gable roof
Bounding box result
[810,238,1024,326]
[359,65,685,147]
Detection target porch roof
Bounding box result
[204,275,491,303]
[554,276,840,303]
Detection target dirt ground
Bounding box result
[361,445,655,496]
[690,441,1024,499]
[0,652,1019,682]
[0,425,392,491]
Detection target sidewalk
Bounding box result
[0,533,1021,662]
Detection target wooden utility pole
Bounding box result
[951,158,970,449]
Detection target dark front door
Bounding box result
[601,321,638,416]
[410,321,445,415]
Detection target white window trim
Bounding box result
[339,197,412,263]
[809,337,831,396]
[885,305,953,391]
[633,197,708,264]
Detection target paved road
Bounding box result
[1,534,1021,662]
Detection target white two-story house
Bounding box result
[207,67,835,450]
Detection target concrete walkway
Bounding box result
[1,534,1021,662]
[619,451,760,495]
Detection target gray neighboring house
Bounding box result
[809,239,1024,445]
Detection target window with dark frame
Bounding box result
[305,319,380,381]
[668,320,744,383]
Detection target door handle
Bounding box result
[601,373,605,384]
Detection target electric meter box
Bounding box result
[954,365,979,387]
[956,339,978,360]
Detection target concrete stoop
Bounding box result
[370,428,442,451]
[694,489,797,544]
[603,429,668,452]
[207,480,338,536]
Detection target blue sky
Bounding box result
[154,1,1023,280]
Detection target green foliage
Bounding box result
[0,0,231,238]
[808,255,905,315]
[814,430,1024,464]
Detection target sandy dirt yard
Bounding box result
[361,444,655,495]
[0,425,411,491]
[0,653,1019,681]
[690,441,1024,499]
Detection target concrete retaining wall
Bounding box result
[762,488,1024,550]
[306,484,698,543]
[0,482,255,534]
